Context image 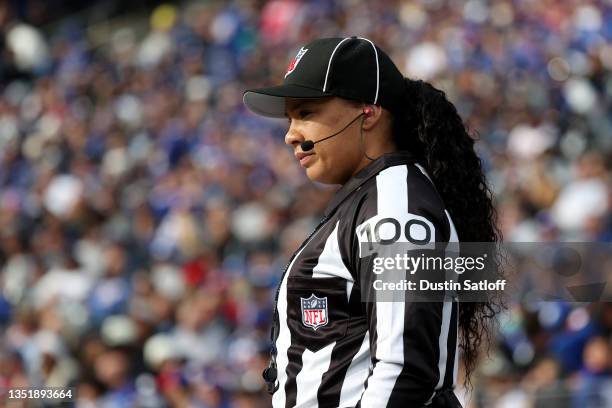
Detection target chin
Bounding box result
[305,168,327,183]
[305,166,343,185]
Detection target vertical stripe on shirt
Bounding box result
[338,331,371,407]
[295,341,336,407]
[272,245,310,408]
[359,165,408,406]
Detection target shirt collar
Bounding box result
[323,151,419,217]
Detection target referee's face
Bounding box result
[284,97,367,185]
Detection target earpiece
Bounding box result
[360,105,377,161]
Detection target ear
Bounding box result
[361,104,382,131]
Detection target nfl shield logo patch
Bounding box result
[301,294,328,330]
[285,47,308,78]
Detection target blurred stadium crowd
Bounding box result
[0,0,611,407]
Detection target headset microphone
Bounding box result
[300,140,315,152]
[300,106,373,152]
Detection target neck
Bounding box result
[351,138,398,177]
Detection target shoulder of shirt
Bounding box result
[335,161,451,242]
[341,162,445,212]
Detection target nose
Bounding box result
[284,122,304,148]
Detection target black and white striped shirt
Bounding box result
[271,151,459,408]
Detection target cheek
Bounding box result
[316,135,360,172]
[328,130,360,159]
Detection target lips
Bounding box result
[295,152,314,161]
[295,151,315,167]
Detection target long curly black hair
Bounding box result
[391,78,504,385]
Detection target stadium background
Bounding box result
[0,0,611,406]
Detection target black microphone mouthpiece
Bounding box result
[300,140,315,152]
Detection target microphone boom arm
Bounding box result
[300,112,365,152]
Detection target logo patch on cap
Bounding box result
[301,294,328,330]
[285,47,308,78]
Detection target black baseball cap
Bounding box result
[243,36,406,118]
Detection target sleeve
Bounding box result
[347,165,457,408]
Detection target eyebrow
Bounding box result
[285,100,315,117]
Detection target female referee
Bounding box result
[243,37,501,408]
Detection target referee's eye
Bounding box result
[285,109,312,127]
[298,109,312,119]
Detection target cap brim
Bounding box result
[243,84,330,118]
